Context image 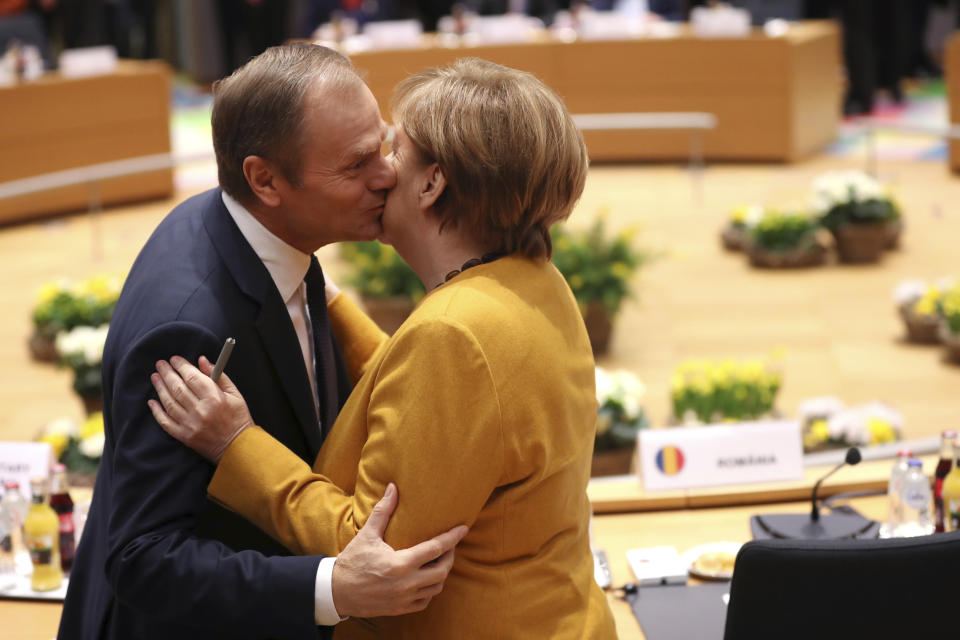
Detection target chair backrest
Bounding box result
[723,530,960,639]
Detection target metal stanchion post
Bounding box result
[88,181,103,261]
[690,131,705,207]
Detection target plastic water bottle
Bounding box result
[896,459,934,537]
[0,481,31,576]
[0,498,17,590]
[879,451,913,538]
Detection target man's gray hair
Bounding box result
[212,43,359,203]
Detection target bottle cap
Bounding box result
[2,480,19,490]
[51,463,67,473]
[897,450,914,458]
[907,459,923,468]
[943,430,957,437]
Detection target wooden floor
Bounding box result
[2,154,959,444]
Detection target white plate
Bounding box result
[680,542,742,581]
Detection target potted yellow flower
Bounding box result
[893,278,950,345]
[670,358,782,424]
[339,242,425,335]
[550,214,649,356]
[800,400,902,452]
[745,209,826,269]
[720,204,763,252]
[36,412,105,486]
[939,283,960,363]
[29,275,122,362]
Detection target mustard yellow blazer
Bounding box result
[209,255,617,639]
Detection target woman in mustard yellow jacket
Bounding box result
[150,58,617,639]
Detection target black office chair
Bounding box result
[723,530,960,639]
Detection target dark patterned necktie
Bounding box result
[304,255,339,439]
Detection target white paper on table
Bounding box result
[626,546,688,586]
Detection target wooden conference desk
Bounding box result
[0,60,174,226]
[350,21,841,163]
[1,494,890,640]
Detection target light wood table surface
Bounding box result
[2,493,891,640]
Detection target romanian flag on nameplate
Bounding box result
[656,446,685,475]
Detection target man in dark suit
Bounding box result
[58,43,465,640]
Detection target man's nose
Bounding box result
[371,155,397,191]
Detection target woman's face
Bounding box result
[379,126,431,249]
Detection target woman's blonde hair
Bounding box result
[391,58,588,260]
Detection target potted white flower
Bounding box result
[56,324,109,415]
[811,170,902,263]
[593,367,649,476]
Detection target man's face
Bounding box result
[273,80,396,252]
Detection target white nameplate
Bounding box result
[0,441,53,500]
[639,420,803,491]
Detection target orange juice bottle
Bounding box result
[23,477,62,591]
[942,443,960,533]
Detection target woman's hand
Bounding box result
[148,355,254,463]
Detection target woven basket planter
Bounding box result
[940,324,960,364]
[831,223,888,264]
[27,328,59,363]
[746,241,827,269]
[721,225,749,252]
[582,301,613,357]
[591,446,635,477]
[884,219,904,250]
[898,307,941,344]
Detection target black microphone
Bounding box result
[750,447,880,540]
[811,447,862,522]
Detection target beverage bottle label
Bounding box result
[27,535,54,566]
[948,498,960,532]
[57,513,74,534]
[903,487,929,511]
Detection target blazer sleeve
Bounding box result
[207,316,504,555]
[327,292,388,385]
[104,321,322,638]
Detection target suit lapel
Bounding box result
[201,190,323,458]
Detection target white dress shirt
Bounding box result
[222,192,342,626]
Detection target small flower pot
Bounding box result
[591,446,635,477]
[940,324,960,364]
[831,223,888,264]
[361,296,416,336]
[746,241,826,269]
[80,394,103,416]
[721,225,748,252]
[898,307,941,345]
[884,219,904,250]
[582,302,613,357]
[27,327,59,363]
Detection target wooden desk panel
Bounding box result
[946,33,960,173]
[0,61,174,225]
[349,22,841,163]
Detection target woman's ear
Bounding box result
[243,156,281,208]
[419,163,447,210]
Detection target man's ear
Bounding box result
[243,156,281,208]
[420,163,447,210]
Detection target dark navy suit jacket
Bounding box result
[59,189,351,639]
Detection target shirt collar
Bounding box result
[221,191,311,302]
